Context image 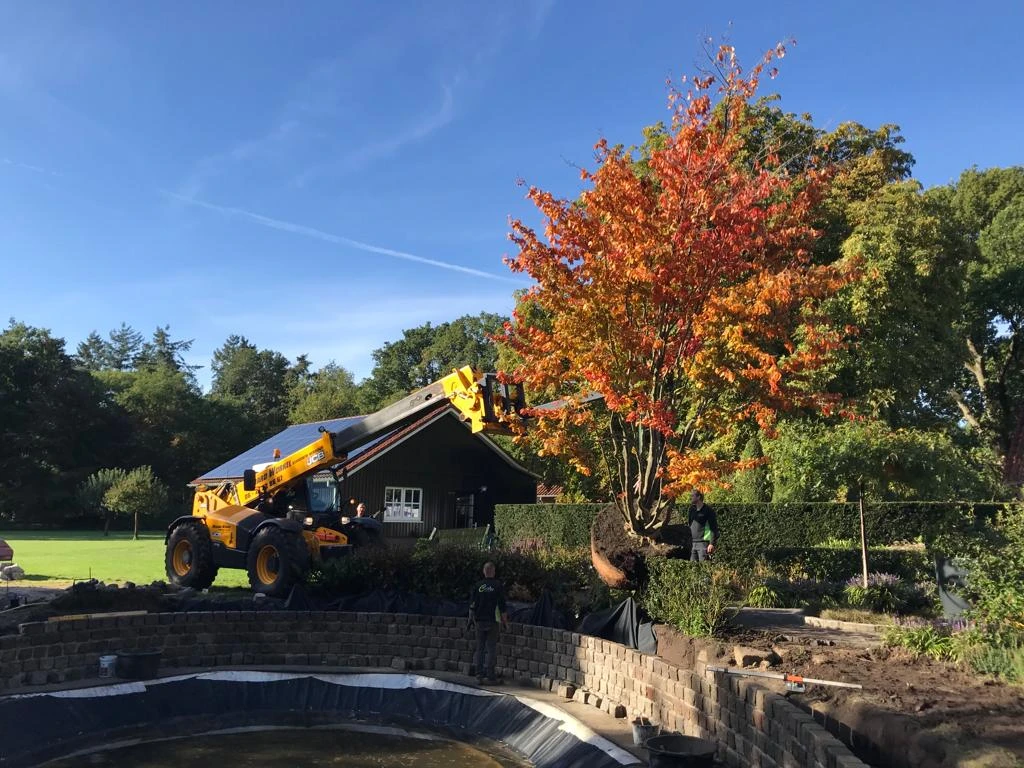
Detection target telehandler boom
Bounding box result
[165,367,525,597]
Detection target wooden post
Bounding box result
[858,486,869,588]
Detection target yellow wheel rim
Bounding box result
[171,540,192,577]
[256,545,279,585]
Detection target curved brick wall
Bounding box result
[0,611,867,768]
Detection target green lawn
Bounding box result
[0,531,250,588]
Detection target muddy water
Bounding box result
[45,727,527,767]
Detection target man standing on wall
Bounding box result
[688,490,719,562]
[469,561,509,685]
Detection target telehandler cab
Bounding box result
[165,367,525,597]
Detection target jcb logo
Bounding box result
[307,449,326,466]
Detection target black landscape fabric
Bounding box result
[0,673,638,768]
[575,598,658,655]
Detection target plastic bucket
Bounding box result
[632,720,660,746]
[645,734,717,767]
[98,655,117,678]
[114,650,162,680]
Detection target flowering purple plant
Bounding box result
[844,572,901,588]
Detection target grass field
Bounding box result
[0,531,250,588]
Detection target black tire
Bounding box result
[166,522,218,589]
[246,526,310,597]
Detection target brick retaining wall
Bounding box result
[0,612,866,768]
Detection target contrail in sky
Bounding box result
[163,191,521,283]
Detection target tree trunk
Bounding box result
[858,487,869,589]
[133,512,140,541]
[103,510,112,537]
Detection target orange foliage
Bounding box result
[500,43,855,530]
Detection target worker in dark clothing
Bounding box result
[687,490,719,562]
[468,561,509,685]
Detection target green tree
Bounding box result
[136,326,200,385]
[97,364,248,493]
[726,435,772,503]
[75,331,110,371]
[103,466,169,540]
[106,323,145,370]
[77,468,128,535]
[944,167,1024,488]
[0,321,125,523]
[362,313,507,410]
[830,182,968,422]
[765,419,999,503]
[210,335,293,435]
[289,362,362,423]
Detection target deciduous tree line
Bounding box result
[0,313,505,526]
[498,45,1023,533]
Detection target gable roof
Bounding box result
[192,406,537,485]
[193,414,370,484]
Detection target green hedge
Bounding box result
[310,543,595,608]
[495,501,1015,555]
[493,504,602,549]
[760,546,933,582]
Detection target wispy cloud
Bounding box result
[1,157,61,176]
[528,0,556,39]
[174,119,301,201]
[164,191,523,283]
[292,80,459,187]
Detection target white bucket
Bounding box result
[98,655,117,678]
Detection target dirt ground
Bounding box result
[656,623,1024,768]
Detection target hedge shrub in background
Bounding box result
[494,504,602,549]
[494,501,1015,567]
[309,543,594,609]
[760,546,933,582]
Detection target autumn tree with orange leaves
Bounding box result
[501,43,856,538]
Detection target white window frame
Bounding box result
[383,486,423,523]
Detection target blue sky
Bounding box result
[2,1,1021,389]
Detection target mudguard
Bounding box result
[165,515,201,543]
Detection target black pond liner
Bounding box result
[645,734,717,767]
[0,672,642,768]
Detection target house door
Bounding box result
[455,494,474,528]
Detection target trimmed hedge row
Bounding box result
[760,546,933,582]
[495,501,1014,552]
[493,504,600,549]
[309,543,596,609]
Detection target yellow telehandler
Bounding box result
[165,367,525,597]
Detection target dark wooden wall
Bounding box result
[340,414,536,538]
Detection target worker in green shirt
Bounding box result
[687,490,719,562]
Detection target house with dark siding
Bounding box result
[192,407,537,538]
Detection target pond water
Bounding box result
[44,727,527,767]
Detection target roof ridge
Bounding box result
[285,413,369,427]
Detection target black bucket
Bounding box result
[115,650,162,680]
[645,734,717,767]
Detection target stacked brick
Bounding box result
[0,612,867,768]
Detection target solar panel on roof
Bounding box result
[194,415,399,482]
